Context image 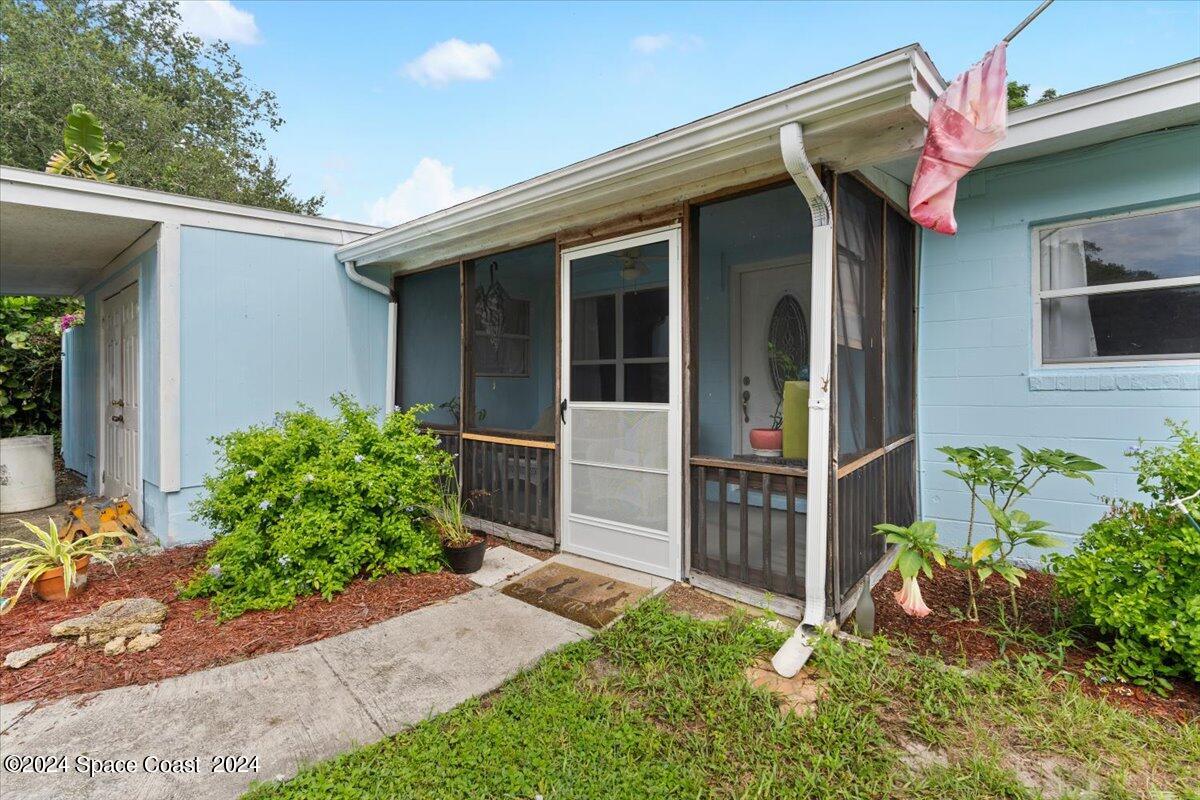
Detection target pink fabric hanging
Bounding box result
[909,42,1008,235]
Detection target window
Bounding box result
[398,265,460,428]
[466,242,557,435]
[569,240,670,403]
[835,175,883,459]
[1034,205,1200,364]
[692,183,813,459]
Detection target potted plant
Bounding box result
[0,519,123,611]
[424,476,486,574]
[749,344,806,456]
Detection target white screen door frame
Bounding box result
[559,225,683,579]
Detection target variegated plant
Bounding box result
[0,519,123,613]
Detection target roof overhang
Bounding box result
[0,167,379,296]
[338,45,945,271]
[876,57,1200,184]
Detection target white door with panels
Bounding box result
[560,227,682,579]
[102,281,139,510]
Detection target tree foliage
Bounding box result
[0,0,322,214]
[1007,80,1058,110]
[0,296,83,438]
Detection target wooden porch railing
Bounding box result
[689,458,808,598]
[460,433,556,537]
[834,436,916,603]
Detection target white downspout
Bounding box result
[344,260,397,414]
[772,121,834,677]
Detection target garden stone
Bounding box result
[50,597,167,641]
[125,632,162,653]
[104,637,127,656]
[4,642,59,669]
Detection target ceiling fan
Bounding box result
[617,247,665,282]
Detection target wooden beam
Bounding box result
[462,431,557,450]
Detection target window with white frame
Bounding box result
[1034,204,1200,365]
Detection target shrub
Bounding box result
[182,395,452,620]
[1051,421,1200,692]
[1,295,83,437]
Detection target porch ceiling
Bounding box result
[0,201,154,296]
[338,45,945,272]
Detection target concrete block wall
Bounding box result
[917,126,1200,556]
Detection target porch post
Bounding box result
[773,122,834,676]
[158,222,181,494]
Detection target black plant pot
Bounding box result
[444,535,487,574]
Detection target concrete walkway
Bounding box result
[0,587,591,800]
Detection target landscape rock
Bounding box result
[125,632,162,653]
[50,598,168,642]
[104,637,127,656]
[4,642,59,669]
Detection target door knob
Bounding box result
[559,398,568,425]
[110,399,125,407]
[110,415,124,423]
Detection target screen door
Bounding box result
[559,226,682,579]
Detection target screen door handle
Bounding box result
[559,398,568,425]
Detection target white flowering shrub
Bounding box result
[182,395,451,620]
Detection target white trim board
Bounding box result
[338,45,943,271]
[1,167,379,246]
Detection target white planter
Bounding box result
[0,435,56,513]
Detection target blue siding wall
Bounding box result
[918,126,1200,554]
[171,227,388,542]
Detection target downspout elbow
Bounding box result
[773,121,834,676]
[343,260,398,415]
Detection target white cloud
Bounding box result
[367,158,490,227]
[403,39,502,87]
[177,0,261,45]
[631,33,702,54]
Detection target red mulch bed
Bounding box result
[1,539,544,705]
[869,565,1200,723]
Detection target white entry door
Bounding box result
[730,259,811,453]
[102,281,139,508]
[560,227,682,579]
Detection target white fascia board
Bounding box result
[0,167,380,245]
[984,58,1200,167]
[338,46,942,269]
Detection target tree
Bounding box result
[1,297,83,438]
[1007,80,1059,111]
[0,0,323,215]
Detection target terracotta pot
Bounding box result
[748,428,783,453]
[443,534,487,574]
[33,555,91,602]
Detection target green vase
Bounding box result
[782,381,809,460]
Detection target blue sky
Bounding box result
[179,0,1200,225]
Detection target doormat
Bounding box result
[500,562,651,628]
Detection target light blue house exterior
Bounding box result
[5,51,1196,621]
[2,168,381,544]
[915,81,1200,554]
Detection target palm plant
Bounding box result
[45,104,125,182]
[0,519,123,613]
[423,475,475,548]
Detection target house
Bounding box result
[2,45,1196,628]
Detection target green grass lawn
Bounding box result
[246,600,1199,800]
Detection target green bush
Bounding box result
[1051,421,1200,692]
[1,296,83,437]
[182,395,452,620]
